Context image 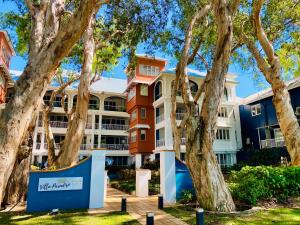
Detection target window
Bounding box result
[131,110,137,121]
[216,153,233,167]
[218,106,228,117]
[296,107,300,115]
[139,64,160,76]
[141,108,146,119]
[154,81,162,100]
[131,131,137,142]
[140,85,148,96]
[251,104,261,116]
[216,128,230,140]
[128,87,136,100]
[140,130,146,141]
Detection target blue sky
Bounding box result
[0,1,265,98]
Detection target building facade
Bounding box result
[126,55,243,167]
[0,30,15,103]
[239,77,300,151]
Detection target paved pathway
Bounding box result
[89,187,187,225]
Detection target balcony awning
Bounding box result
[126,124,151,132]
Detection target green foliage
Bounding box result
[110,180,136,194]
[229,166,300,205]
[142,160,160,170]
[178,189,195,204]
[118,169,136,180]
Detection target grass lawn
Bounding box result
[164,206,300,225]
[0,210,140,225]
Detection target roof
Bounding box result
[10,70,127,94]
[0,30,15,55]
[242,76,300,104]
[136,54,168,62]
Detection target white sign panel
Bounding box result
[38,177,83,192]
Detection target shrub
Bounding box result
[118,169,136,180]
[229,166,300,205]
[142,160,160,170]
[178,190,195,204]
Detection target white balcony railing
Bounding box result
[101,124,129,131]
[100,144,129,150]
[49,121,68,128]
[44,143,60,150]
[156,139,165,147]
[80,144,93,150]
[104,105,126,112]
[260,139,285,149]
[176,113,185,120]
[156,114,164,124]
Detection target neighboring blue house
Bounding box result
[239,77,300,152]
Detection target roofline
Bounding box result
[242,76,300,104]
[0,30,16,56]
[135,54,168,62]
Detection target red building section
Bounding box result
[0,30,15,104]
[126,55,167,156]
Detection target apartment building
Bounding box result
[126,54,243,167]
[239,76,300,151]
[0,30,15,103]
[25,75,132,166]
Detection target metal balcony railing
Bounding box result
[49,121,68,128]
[101,124,129,130]
[260,139,285,149]
[156,114,164,124]
[156,139,165,147]
[100,143,129,150]
[104,105,126,112]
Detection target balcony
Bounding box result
[260,139,285,149]
[80,144,93,150]
[44,143,60,150]
[102,124,129,131]
[156,114,164,124]
[49,121,68,128]
[100,143,129,150]
[156,139,165,147]
[85,123,93,129]
[181,138,186,145]
[104,105,126,112]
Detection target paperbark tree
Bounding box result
[240,0,300,165]
[171,0,239,212]
[0,0,104,204]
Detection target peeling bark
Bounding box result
[0,0,103,204]
[171,0,239,212]
[56,16,95,167]
[242,0,300,165]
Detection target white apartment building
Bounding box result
[150,68,243,166]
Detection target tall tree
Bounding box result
[237,0,300,165]
[169,0,240,211]
[0,0,104,204]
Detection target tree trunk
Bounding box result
[242,0,300,165]
[56,17,95,167]
[43,109,57,167]
[0,1,101,204]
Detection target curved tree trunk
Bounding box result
[43,109,57,167]
[0,1,101,204]
[56,16,95,167]
[242,0,300,165]
[171,0,238,212]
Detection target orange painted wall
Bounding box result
[0,32,13,69]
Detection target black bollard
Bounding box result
[196,208,204,225]
[121,197,127,212]
[146,212,154,225]
[158,194,163,209]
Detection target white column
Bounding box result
[136,169,151,197]
[135,153,142,169]
[160,150,176,204]
[89,149,106,209]
[164,98,173,150]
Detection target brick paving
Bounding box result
[89,187,188,225]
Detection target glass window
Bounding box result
[140,130,146,141]
[218,106,228,117]
[139,64,160,76]
[140,85,148,96]
[128,87,136,100]
[141,108,146,119]
[251,104,261,116]
[131,131,137,142]
[216,128,230,140]
[131,110,137,121]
